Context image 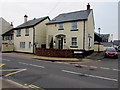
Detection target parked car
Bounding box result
[118,46,120,52]
[104,47,118,59]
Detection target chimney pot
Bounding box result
[24,14,28,23]
[87,3,90,10]
[10,22,13,26]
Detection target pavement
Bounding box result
[2,52,103,62]
[0,77,28,89]
[1,52,104,88]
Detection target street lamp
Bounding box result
[98,28,101,53]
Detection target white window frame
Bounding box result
[25,28,29,36]
[20,42,25,48]
[29,42,31,48]
[16,29,21,36]
[88,35,92,48]
[59,23,64,30]
[71,37,77,46]
[71,22,77,30]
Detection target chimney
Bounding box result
[87,3,90,10]
[10,22,13,27]
[24,14,28,23]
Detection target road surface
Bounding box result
[1,53,119,89]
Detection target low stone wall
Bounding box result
[36,48,94,58]
[94,44,104,52]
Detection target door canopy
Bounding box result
[56,34,66,38]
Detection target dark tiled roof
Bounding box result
[113,40,120,46]
[2,29,14,36]
[14,16,49,29]
[46,9,92,25]
[100,42,113,47]
[100,34,110,42]
[94,32,102,42]
[95,32,110,42]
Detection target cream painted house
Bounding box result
[46,4,94,51]
[13,15,50,53]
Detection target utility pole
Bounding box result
[98,28,101,53]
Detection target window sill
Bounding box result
[25,35,29,36]
[16,35,21,37]
[58,29,64,30]
[70,46,78,48]
[70,29,78,31]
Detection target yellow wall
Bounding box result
[2,44,14,51]
[94,44,104,52]
[2,40,14,44]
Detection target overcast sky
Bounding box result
[0,0,119,40]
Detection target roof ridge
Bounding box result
[59,9,92,15]
[14,16,49,29]
[25,16,48,23]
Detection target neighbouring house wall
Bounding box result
[85,10,94,51]
[0,18,13,49]
[35,18,49,48]
[14,28,33,53]
[0,18,13,34]
[46,21,84,49]
[2,44,14,52]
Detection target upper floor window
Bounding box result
[58,24,64,30]
[16,29,21,37]
[25,28,29,36]
[71,22,78,31]
[3,36,13,40]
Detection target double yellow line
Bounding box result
[1,69,27,77]
[26,84,44,90]
[0,64,5,67]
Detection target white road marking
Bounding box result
[62,69,118,82]
[80,65,88,67]
[112,69,120,71]
[89,66,97,68]
[18,62,45,68]
[100,67,110,70]
[19,62,29,65]
[76,64,119,71]
[29,64,45,68]
[2,59,10,61]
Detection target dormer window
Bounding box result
[58,24,64,30]
[16,29,21,37]
[25,28,29,36]
[71,22,78,31]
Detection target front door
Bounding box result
[58,38,63,49]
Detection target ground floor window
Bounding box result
[70,37,78,48]
[88,35,92,49]
[20,42,25,48]
[29,42,31,48]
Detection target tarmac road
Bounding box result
[1,52,119,89]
